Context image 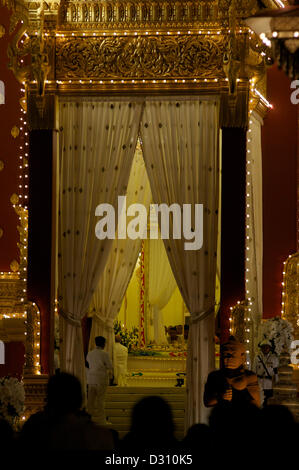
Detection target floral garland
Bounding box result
[0,377,25,425]
[260,317,294,355]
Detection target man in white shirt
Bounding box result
[86,336,113,424]
[253,339,279,406]
[113,334,128,386]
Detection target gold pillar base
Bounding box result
[23,374,48,419]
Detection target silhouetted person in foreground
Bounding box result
[19,372,116,452]
[0,418,14,456]
[121,396,177,452]
[207,401,262,465]
[181,423,212,463]
[260,404,299,462]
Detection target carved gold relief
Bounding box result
[56,35,226,80]
[0,318,25,342]
[11,125,20,138]
[0,24,5,38]
[218,0,259,17]
[10,193,19,205]
[23,374,48,420]
[10,259,20,272]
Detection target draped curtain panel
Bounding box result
[58,99,142,387]
[147,237,177,344]
[246,112,263,361]
[140,98,220,427]
[88,143,151,360]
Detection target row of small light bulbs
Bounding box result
[34,77,238,85]
[243,94,256,368]
[281,255,298,325]
[18,81,41,374]
[228,301,251,367]
[24,302,41,374]
[244,79,273,365]
[281,259,287,316]
[43,28,249,38]
[260,30,299,48]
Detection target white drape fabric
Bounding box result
[147,238,177,344]
[88,144,151,360]
[140,98,220,427]
[58,98,142,387]
[246,112,263,361]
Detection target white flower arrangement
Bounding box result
[260,317,294,356]
[0,377,25,424]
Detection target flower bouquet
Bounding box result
[0,377,25,426]
[260,317,294,355]
[114,321,139,351]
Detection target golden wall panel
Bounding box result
[55,34,226,81]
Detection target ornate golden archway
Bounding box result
[0,0,281,415]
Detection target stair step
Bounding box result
[105,415,184,425]
[106,394,185,404]
[103,387,186,440]
[105,408,185,418]
[107,387,185,394]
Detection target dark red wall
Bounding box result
[0,6,21,270]
[0,342,25,379]
[0,8,26,378]
[262,65,298,318]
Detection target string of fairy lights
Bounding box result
[19,79,42,374]
[228,75,273,366]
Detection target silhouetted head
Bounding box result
[209,401,261,443]
[95,336,106,348]
[260,405,298,452]
[115,334,121,343]
[46,372,82,414]
[130,396,175,443]
[183,423,212,451]
[261,405,295,431]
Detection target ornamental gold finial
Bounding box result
[223,0,241,96]
[31,5,50,99]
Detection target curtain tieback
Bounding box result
[59,309,82,328]
[94,315,114,330]
[191,306,215,323]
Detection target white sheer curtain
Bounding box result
[147,238,177,344]
[246,112,263,360]
[140,98,220,427]
[88,143,151,360]
[58,98,142,387]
